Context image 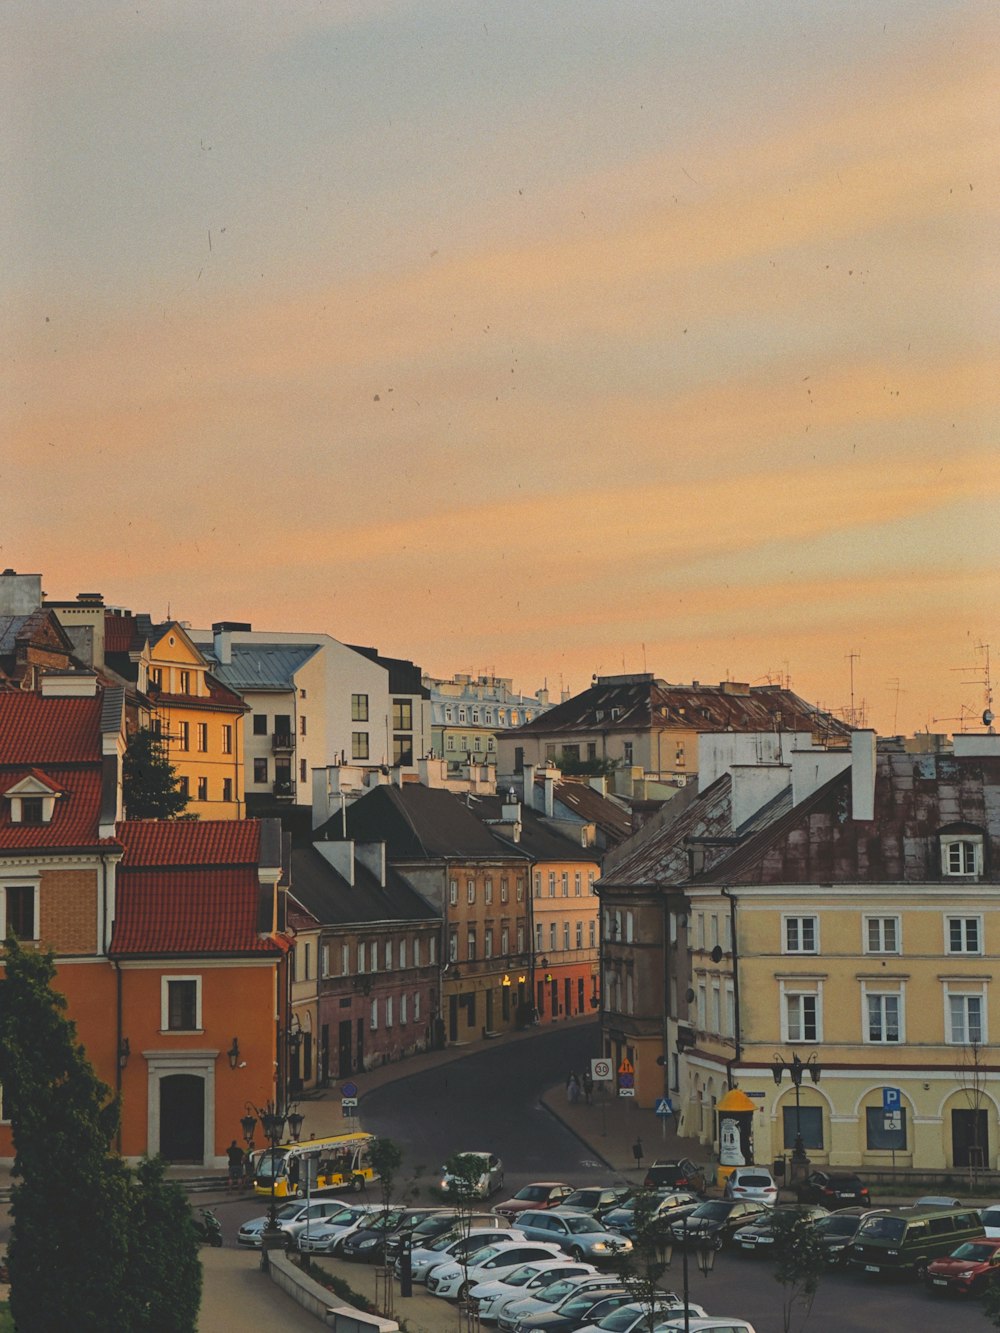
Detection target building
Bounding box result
[599,727,1000,1174]
[423,672,554,772]
[499,674,850,795]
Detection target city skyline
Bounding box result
[4,2,997,736]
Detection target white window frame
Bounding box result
[466,879,475,905]
[449,879,458,906]
[1,880,40,941]
[370,999,378,1030]
[385,996,393,1028]
[161,975,202,1032]
[946,915,983,955]
[516,924,525,952]
[357,941,366,973]
[783,914,819,955]
[400,993,408,1025]
[944,983,987,1045]
[862,984,904,1044]
[414,991,421,1021]
[780,981,822,1043]
[864,915,901,955]
[941,835,983,877]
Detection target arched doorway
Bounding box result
[159,1074,204,1162]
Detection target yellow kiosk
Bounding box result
[715,1087,757,1189]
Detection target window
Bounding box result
[623,741,633,765]
[222,777,233,802]
[942,835,982,877]
[467,879,475,904]
[485,927,493,958]
[370,941,379,971]
[625,911,634,943]
[516,877,524,902]
[341,944,349,974]
[163,977,199,1031]
[3,885,36,940]
[221,724,232,754]
[946,916,982,954]
[197,776,208,802]
[196,722,208,752]
[785,992,819,1042]
[429,936,437,964]
[449,879,458,906]
[561,872,569,897]
[535,922,543,951]
[299,715,307,736]
[300,759,307,783]
[18,796,44,825]
[563,922,570,951]
[370,999,378,1030]
[357,941,366,972]
[865,916,900,954]
[414,991,421,1021]
[947,991,985,1045]
[784,916,818,954]
[501,924,509,954]
[467,928,477,961]
[782,1106,824,1150]
[177,721,189,751]
[576,922,583,949]
[392,699,412,730]
[449,932,458,962]
[516,925,524,952]
[574,872,581,897]
[150,667,162,687]
[179,670,191,694]
[399,939,407,969]
[393,735,413,766]
[588,920,595,947]
[351,732,369,760]
[588,871,596,895]
[253,757,268,783]
[725,983,735,1037]
[385,996,393,1028]
[178,776,189,799]
[696,983,706,1029]
[253,713,268,735]
[548,872,556,898]
[485,878,493,904]
[351,694,369,722]
[413,939,421,967]
[549,923,557,951]
[711,983,721,1033]
[500,877,509,904]
[866,992,902,1043]
[400,994,408,1025]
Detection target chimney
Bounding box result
[501,789,521,823]
[543,771,556,818]
[851,729,877,822]
[523,763,537,810]
[356,842,386,887]
[588,775,607,797]
[40,671,98,698]
[314,839,355,885]
[790,748,851,808]
[0,570,43,615]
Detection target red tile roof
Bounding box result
[109,867,283,956]
[0,769,116,850]
[117,819,261,867]
[104,613,140,654]
[2,768,65,795]
[0,694,104,764]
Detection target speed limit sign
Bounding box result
[591,1058,613,1082]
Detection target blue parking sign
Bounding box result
[882,1087,901,1111]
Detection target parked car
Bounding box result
[410,1226,526,1282]
[925,1236,1000,1296]
[495,1183,576,1221]
[575,1297,708,1333]
[812,1207,887,1267]
[642,1159,708,1195]
[515,1209,634,1262]
[667,1200,771,1250]
[340,1207,445,1262]
[656,1320,756,1333]
[470,1261,597,1325]
[496,1274,628,1332]
[981,1203,1000,1239]
[731,1204,828,1255]
[723,1167,778,1206]
[560,1187,634,1220]
[296,1204,386,1256]
[603,1191,700,1241]
[427,1241,565,1300]
[794,1171,871,1209]
[440,1151,505,1199]
[237,1199,364,1249]
[848,1205,985,1277]
[510,1285,636,1333]
[385,1208,505,1263]
[914,1195,963,1208]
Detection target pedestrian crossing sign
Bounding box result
[655,1097,673,1117]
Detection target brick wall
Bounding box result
[39,868,98,953]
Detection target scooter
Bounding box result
[192,1207,224,1247]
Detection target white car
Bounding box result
[426,1240,564,1300]
[656,1321,756,1333]
[296,1204,382,1255]
[723,1167,778,1207]
[439,1151,505,1199]
[495,1273,628,1332]
[410,1226,525,1282]
[237,1199,361,1249]
[576,1298,708,1333]
[981,1203,1000,1238]
[470,1259,596,1324]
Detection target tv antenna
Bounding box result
[950,642,995,733]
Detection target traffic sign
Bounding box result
[884,1111,902,1132]
[591,1058,613,1082]
[655,1097,673,1118]
[341,1097,358,1108]
[341,1081,358,1098]
[882,1087,901,1112]
[618,1057,634,1075]
[618,1087,635,1097]
[618,1072,634,1089]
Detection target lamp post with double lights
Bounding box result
[771,1052,821,1171]
[242,1099,304,1268]
[658,1213,716,1333]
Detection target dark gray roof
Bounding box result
[346,645,428,698]
[474,795,598,862]
[201,643,320,691]
[290,845,440,926]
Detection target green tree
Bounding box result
[770,1210,826,1333]
[603,1188,676,1329]
[122,727,189,819]
[0,940,200,1332]
[983,1281,1000,1326]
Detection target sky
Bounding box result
[3,1,997,736]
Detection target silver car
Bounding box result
[470,1260,597,1324]
[236,1199,359,1249]
[513,1209,633,1262]
[296,1204,382,1255]
[410,1226,526,1282]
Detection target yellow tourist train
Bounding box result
[251,1131,379,1200]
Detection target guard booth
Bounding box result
[715,1088,757,1189]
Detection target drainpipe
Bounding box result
[114,959,124,1154]
[721,886,741,1090]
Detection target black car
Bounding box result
[812,1206,888,1267]
[731,1204,829,1255]
[560,1186,634,1219]
[794,1171,871,1209]
[642,1158,707,1195]
[667,1199,770,1249]
[603,1191,700,1241]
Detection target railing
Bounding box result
[273,779,294,799]
[271,732,294,752]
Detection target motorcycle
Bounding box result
[192,1207,224,1247]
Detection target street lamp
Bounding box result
[771,1052,821,1165]
[659,1213,716,1333]
[244,1097,303,1268]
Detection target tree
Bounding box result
[0,940,201,1332]
[368,1135,404,1221]
[122,727,189,819]
[982,1281,1000,1327]
[770,1210,825,1333]
[603,1189,677,1329]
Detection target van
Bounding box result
[847,1205,985,1277]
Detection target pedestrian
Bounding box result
[287,1152,301,1194]
[582,1070,594,1105]
[567,1074,581,1105]
[632,1137,643,1169]
[226,1140,244,1192]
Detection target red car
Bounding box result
[493,1182,574,1221]
[926,1237,1000,1296]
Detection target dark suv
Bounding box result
[667,1199,770,1249]
[795,1171,871,1209]
[642,1158,707,1195]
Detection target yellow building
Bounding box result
[142,623,247,819]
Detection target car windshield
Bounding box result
[427,1231,462,1252]
[567,1216,603,1234]
[565,1190,599,1207]
[468,1245,504,1266]
[412,1216,455,1240]
[561,1291,615,1316]
[691,1202,731,1220]
[537,1278,581,1304]
[516,1186,552,1201]
[952,1242,995,1261]
[736,1175,772,1187]
[507,1264,547,1287]
[597,1307,648,1331]
[858,1216,905,1242]
[816,1216,858,1236]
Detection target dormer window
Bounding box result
[20,797,44,825]
[940,829,984,878]
[4,774,61,825]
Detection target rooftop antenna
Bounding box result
[950,641,995,733]
[841,651,868,728]
[886,678,905,734]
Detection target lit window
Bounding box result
[196,722,207,752]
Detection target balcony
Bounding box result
[273,779,294,801]
[271,732,294,753]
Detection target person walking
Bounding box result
[567,1073,581,1105]
[226,1140,244,1192]
[582,1070,594,1105]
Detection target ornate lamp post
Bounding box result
[659,1213,716,1333]
[771,1052,821,1168]
[243,1098,303,1268]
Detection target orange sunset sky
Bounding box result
[3,2,997,736]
